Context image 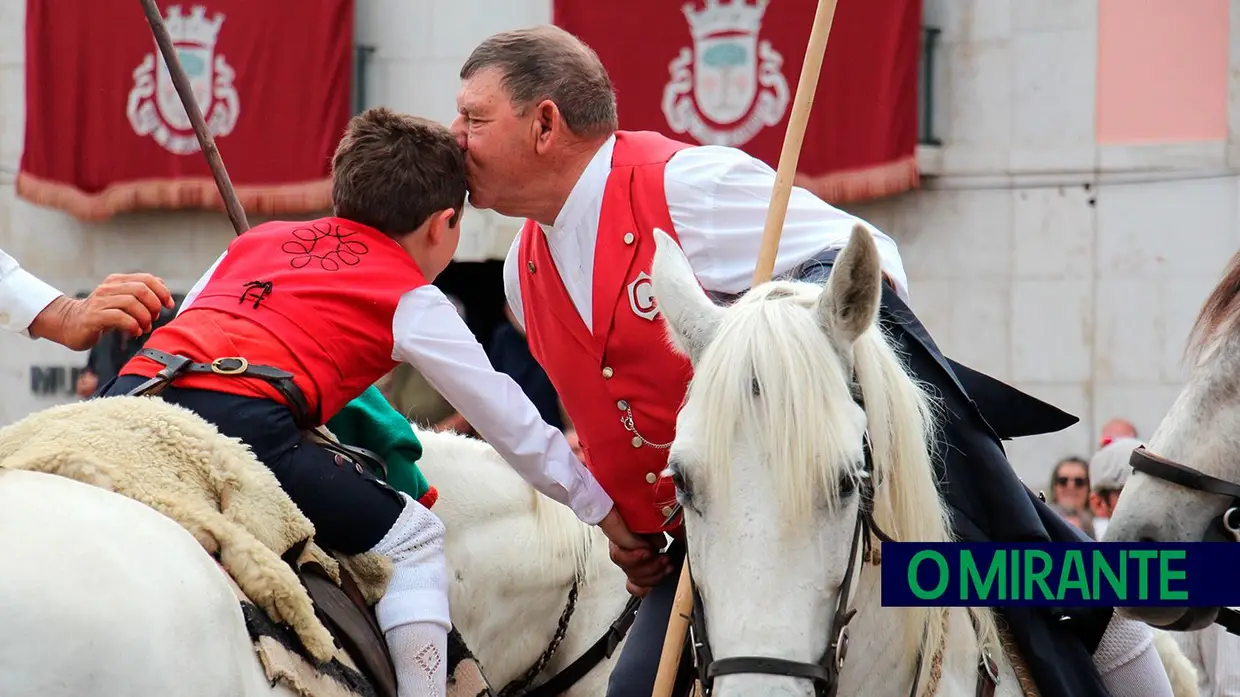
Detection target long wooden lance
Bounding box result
[651,0,842,695]
[138,0,250,236]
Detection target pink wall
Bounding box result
[1096,0,1230,144]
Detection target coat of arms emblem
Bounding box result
[126,5,240,155]
[661,0,791,148]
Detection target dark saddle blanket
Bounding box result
[245,556,493,697]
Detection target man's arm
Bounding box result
[1205,625,1240,696]
[664,146,910,301]
[392,284,611,523]
[0,248,66,336]
[1,248,174,350]
[501,231,526,331]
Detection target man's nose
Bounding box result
[449,116,468,150]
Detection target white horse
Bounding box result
[0,424,632,697]
[647,225,1018,697]
[648,224,1197,697]
[1103,250,1240,633]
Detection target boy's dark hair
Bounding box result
[331,108,466,237]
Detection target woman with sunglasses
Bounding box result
[1049,455,1091,512]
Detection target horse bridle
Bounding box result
[682,431,999,697]
[686,431,890,697]
[1127,445,1240,635]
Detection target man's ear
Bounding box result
[533,100,559,153]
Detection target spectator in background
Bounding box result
[1088,436,1142,539]
[1099,417,1138,447]
[1051,503,1095,539]
[1048,455,1091,512]
[77,293,181,398]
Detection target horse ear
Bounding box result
[815,223,882,345]
[651,228,723,363]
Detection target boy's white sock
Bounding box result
[386,621,448,697]
[368,493,452,697]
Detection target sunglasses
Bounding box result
[1055,476,1088,488]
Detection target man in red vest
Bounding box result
[99,108,644,697]
[453,26,1172,697]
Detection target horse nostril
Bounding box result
[1138,536,1158,544]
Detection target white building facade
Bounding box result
[1,0,1237,483]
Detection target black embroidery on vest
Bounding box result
[239,280,273,309]
[281,221,369,271]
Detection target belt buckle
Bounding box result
[210,357,249,375]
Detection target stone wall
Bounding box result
[3,0,1238,488]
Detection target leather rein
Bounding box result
[1127,445,1240,635]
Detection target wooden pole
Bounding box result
[750,0,840,287]
[138,0,250,236]
[651,1,841,696]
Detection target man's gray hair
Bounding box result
[461,25,619,138]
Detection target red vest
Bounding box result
[519,131,696,534]
[123,217,428,424]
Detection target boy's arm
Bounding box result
[391,284,614,525]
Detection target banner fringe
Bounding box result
[15,172,331,222]
[793,155,920,205]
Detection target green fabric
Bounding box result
[326,385,430,502]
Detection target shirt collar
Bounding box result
[539,134,616,236]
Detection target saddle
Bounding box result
[287,542,398,697]
[287,437,400,697]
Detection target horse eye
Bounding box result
[837,473,857,497]
[671,471,693,501]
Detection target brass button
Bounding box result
[624,232,635,245]
[631,436,642,448]
[527,261,536,273]
[602,366,614,378]
[617,400,628,411]
[646,472,657,484]
[662,506,675,517]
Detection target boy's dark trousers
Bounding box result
[101,374,406,555]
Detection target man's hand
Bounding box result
[599,506,674,596]
[564,429,583,459]
[29,273,174,351]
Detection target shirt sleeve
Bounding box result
[1206,624,1240,696]
[0,247,65,336]
[663,145,911,302]
[177,250,228,316]
[502,230,526,331]
[392,284,613,524]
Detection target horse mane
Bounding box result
[1188,250,1240,360]
[409,426,600,586]
[684,279,999,678]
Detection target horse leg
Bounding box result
[0,469,292,697]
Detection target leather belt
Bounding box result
[126,347,317,429]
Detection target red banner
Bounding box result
[553,0,921,204]
[18,0,353,221]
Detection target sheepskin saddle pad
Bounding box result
[0,397,396,678]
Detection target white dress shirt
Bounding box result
[180,251,614,526]
[1173,623,1240,696]
[0,248,64,336]
[503,134,910,330]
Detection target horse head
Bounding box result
[650,225,974,696]
[1104,250,1240,631]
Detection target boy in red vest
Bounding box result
[100,108,642,697]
